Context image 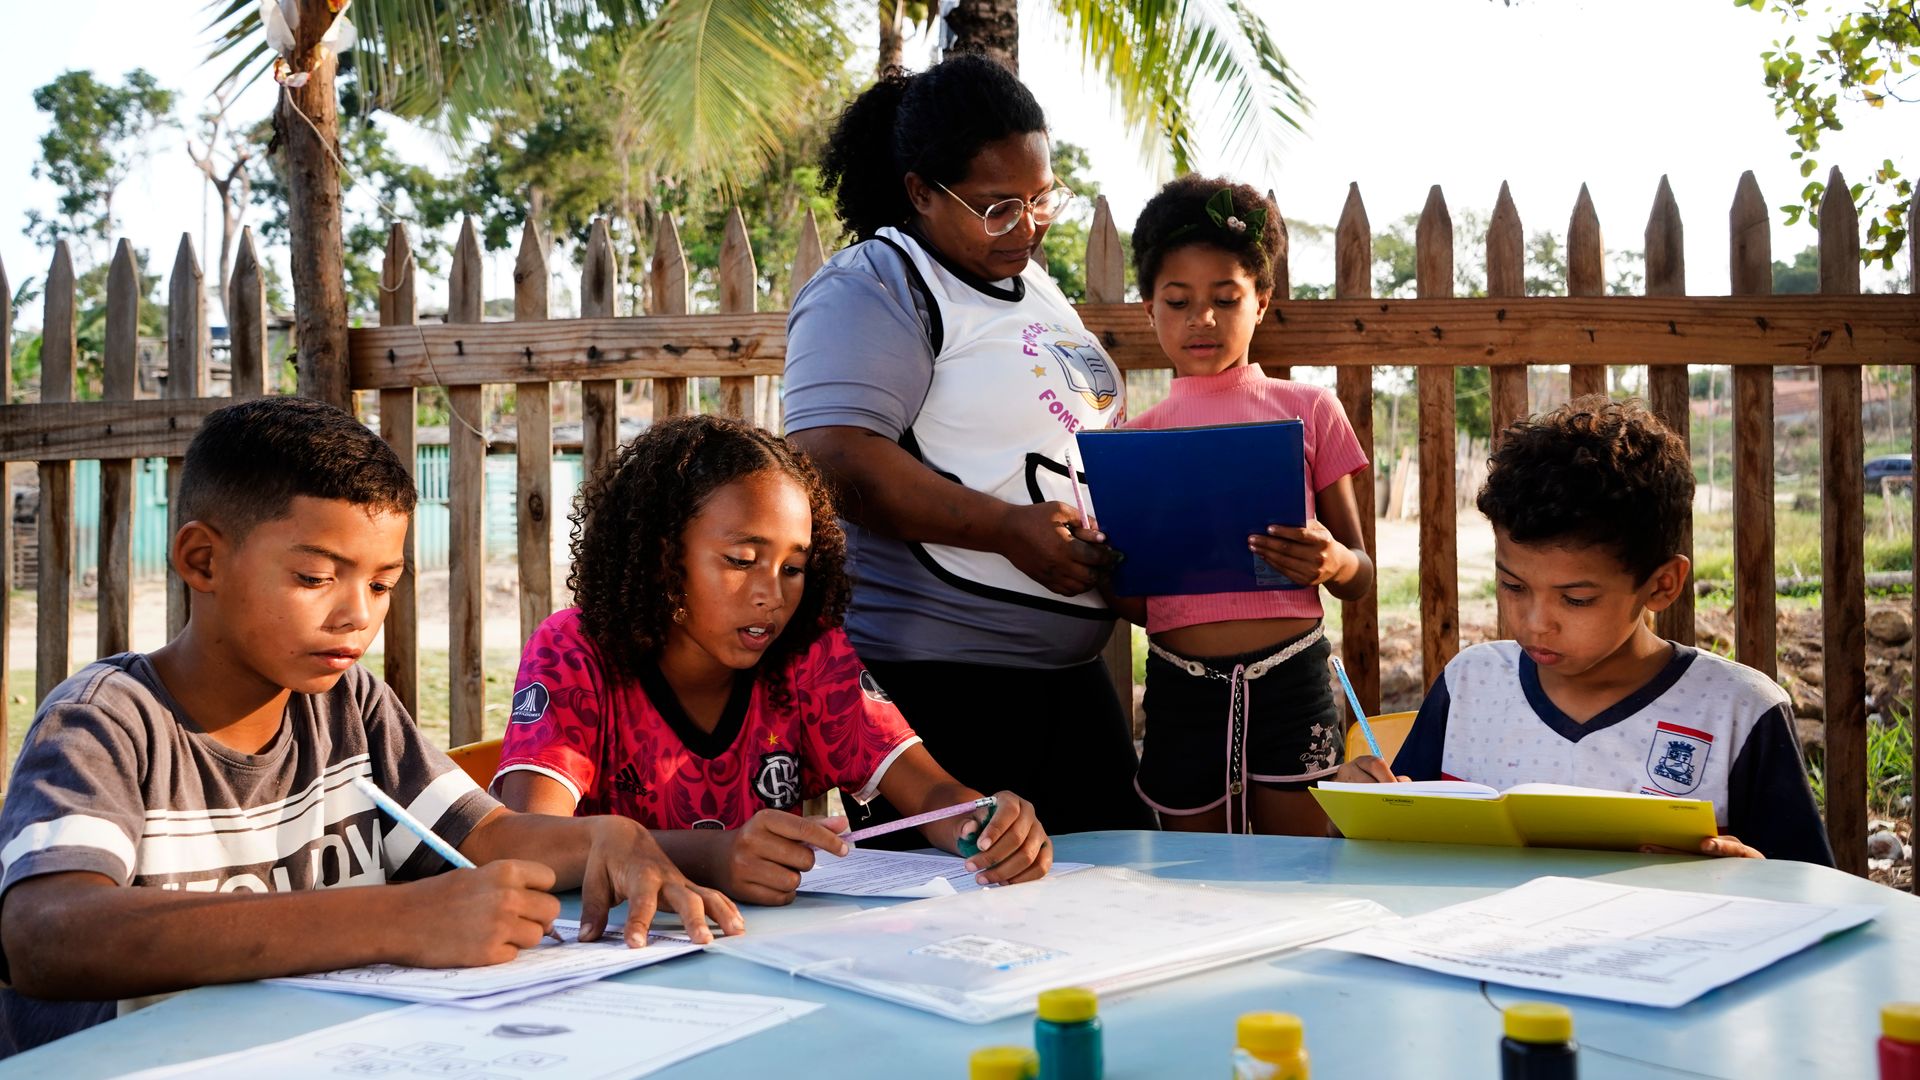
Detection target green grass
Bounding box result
[1805,701,1914,822]
[1691,497,1913,584]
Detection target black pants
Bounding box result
[855,657,1156,846]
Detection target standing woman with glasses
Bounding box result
[784,53,1155,839]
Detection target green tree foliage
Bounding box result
[1740,0,1915,268]
[1039,142,1109,302]
[1773,244,1822,292]
[23,70,177,249]
[247,101,463,313]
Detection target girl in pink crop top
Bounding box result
[1105,177,1386,837]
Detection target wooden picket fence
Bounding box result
[3,170,1918,880]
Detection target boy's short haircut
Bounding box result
[176,396,416,542]
[1477,394,1693,583]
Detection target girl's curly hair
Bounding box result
[566,414,850,710]
[1130,174,1281,298]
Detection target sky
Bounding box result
[0,0,1911,328]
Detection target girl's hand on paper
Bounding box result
[578,816,745,945]
[1250,519,1357,588]
[406,859,563,967]
[1328,756,1406,785]
[959,792,1052,886]
[1640,835,1766,860]
[718,811,850,907]
[999,501,1114,596]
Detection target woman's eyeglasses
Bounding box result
[935,182,1078,237]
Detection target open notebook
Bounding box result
[1312,780,1718,852]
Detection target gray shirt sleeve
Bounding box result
[782,254,936,440]
[0,687,150,893]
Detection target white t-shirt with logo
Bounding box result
[1393,641,1832,864]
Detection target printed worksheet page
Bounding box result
[799,848,1092,898]
[1317,875,1878,1006]
[121,983,821,1079]
[268,920,701,1008]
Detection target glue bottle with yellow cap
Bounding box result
[971,1046,1039,1080]
[1232,1012,1308,1079]
[1035,987,1102,1080]
[1500,1003,1577,1080]
[1881,1002,1920,1079]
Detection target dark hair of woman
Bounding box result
[820,53,1048,240]
[565,414,851,710]
[1130,174,1283,298]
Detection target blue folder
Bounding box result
[1074,419,1307,597]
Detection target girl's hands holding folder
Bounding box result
[1251,519,1358,589]
[716,810,852,907]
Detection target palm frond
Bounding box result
[613,0,846,184]
[1048,0,1310,177]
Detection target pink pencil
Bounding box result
[841,796,997,845]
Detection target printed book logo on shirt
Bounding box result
[1646,720,1714,795]
[1022,320,1118,409]
[510,682,550,724]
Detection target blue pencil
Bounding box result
[353,777,477,868]
[1329,656,1387,761]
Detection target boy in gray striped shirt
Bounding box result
[0,397,742,1055]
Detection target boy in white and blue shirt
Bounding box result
[1379,396,1832,865]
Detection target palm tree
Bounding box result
[202,0,1306,403]
[943,0,1309,175]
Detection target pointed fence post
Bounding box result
[1567,185,1607,400]
[1644,176,1694,646]
[1334,183,1380,714]
[718,207,759,422]
[37,243,77,703]
[447,218,487,746]
[1084,195,1136,730]
[1263,189,1291,381]
[650,215,691,419]
[1729,172,1777,683]
[379,223,420,722]
[98,241,140,659]
[1817,168,1867,877]
[1487,182,1528,438]
[783,210,829,433]
[580,218,620,477]
[1415,186,1459,684]
[165,234,207,640]
[229,228,268,398]
[513,219,554,647]
[1910,184,1919,896]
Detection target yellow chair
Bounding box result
[447,737,504,788]
[1342,710,1416,767]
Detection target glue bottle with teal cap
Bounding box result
[1882,1002,1920,1080]
[1035,987,1103,1080]
[1500,1003,1577,1080]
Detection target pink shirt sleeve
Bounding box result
[494,611,608,803]
[1309,387,1369,493]
[792,630,923,804]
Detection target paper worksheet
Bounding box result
[121,982,821,1079]
[268,920,702,1009]
[799,848,1093,898]
[1317,875,1878,1007]
[718,867,1391,1022]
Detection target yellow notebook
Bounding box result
[1311,781,1718,852]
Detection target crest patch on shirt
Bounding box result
[510,682,550,724]
[754,751,802,809]
[1646,720,1714,795]
[859,669,892,704]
